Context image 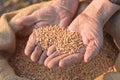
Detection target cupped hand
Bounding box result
[15,0,79,64]
[45,13,104,68]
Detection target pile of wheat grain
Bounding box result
[36,26,83,54]
[9,33,118,80]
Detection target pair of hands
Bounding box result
[15,0,103,68]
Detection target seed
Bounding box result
[36,26,83,54]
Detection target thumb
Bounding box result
[15,15,37,27]
[68,15,80,30]
[84,40,101,62]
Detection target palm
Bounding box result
[15,0,78,64]
[15,0,77,28]
[45,14,103,68]
[68,14,103,62]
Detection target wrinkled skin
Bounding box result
[44,0,120,68]
[16,0,103,68]
[15,0,79,64]
[45,13,103,68]
[15,0,120,69]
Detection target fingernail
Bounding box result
[87,57,92,62]
[39,61,42,65]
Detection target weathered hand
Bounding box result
[45,13,103,68]
[44,0,120,68]
[15,0,79,64]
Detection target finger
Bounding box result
[30,44,42,62]
[44,51,58,66]
[52,0,79,28]
[24,30,36,56]
[84,40,100,62]
[38,50,47,65]
[35,21,51,28]
[52,0,79,15]
[59,17,72,28]
[15,15,37,27]
[47,54,69,68]
[81,34,89,45]
[59,47,85,67]
[68,17,79,32]
[47,45,56,56]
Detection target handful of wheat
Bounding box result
[36,26,83,54]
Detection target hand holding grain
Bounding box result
[45,13,103,68]
[45,0,120,68]
[15,0,79,64]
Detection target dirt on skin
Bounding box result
[0,0,119,80]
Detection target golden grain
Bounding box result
[36,26,83,54]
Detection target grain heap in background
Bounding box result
[36,26,83,54]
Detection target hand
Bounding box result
[45,13,104,68]
[15,0,79,64]
[44,0,120,68]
